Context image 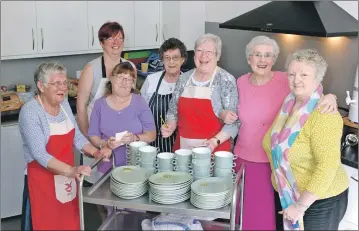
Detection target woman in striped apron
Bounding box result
[141,38,188,153]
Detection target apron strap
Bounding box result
[186,67,218,88]
[38,95,72,126]
[154,71,166,94]
[101,56,123,78]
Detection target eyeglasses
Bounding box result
[251,52,275,59]
[195,49,216,57]
[44,81,69,88]
[163,55,182,62]
[106,36,124,43]
[112,76,134,84]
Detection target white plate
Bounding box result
[149,172,192,185]
[191,177,233,195]
[111,166,149,184]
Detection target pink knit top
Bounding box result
[234,71,290,163]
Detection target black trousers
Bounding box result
[21,175,33,231]
[274,189,348,230]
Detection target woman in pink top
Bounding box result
[221,36,338,230]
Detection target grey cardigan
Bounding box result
[166,68,240,139]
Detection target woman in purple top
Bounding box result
[88,62,156,174]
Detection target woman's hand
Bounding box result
[107,136,123,150]
[68,165,91,181]
[121,132,135,144]
[204,138,218,152]
[279,204,304,225]
[161,120,177,138]
[93,148,112,162]
[316,94,338,114]
[220,110,238,124]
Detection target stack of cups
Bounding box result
[213,151,237,182]
[173,149,192,173]
[154,152,175,173]
[126,141,147,165]
[136,146,159,175]
[189,147,214,181]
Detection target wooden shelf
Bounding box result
[343,117,358,129]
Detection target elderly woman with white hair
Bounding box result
[19,61,112,230]
[220,36,338,230]
[161,33,239,152]
[263,49,348,230]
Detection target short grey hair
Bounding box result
[285,48,328,83]
[245,35,280,62]
[194,33,222,60]
[34,61,67,90]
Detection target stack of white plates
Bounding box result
[149,171,193,204]
[190,177,233,209]
[110,166,149,199]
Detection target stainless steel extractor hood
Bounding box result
[219,1,358,37]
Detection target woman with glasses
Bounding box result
[88,61,156,185]
[140,38,188,153]
[161,33,239,153]
[19,61,111,230]
[77,21,135,185]
[219,36,338,230]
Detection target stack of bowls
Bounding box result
[136,146,159,175]
[110,166,149,199]
[173,149,192,173]
[190,177,233,209]
[212,151,237,181]
[154,152,175,173]
[149,171,192,204]
[126,141,148,165]
[189,147,214,181]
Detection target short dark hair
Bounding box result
[98,21,125,43]
[159,38,188,62]
[105,62,140,95]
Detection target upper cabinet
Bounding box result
[162,1,205,50]
[1,1,204,60]
[36,1,88,54]
[134,1,161,47]
[87,1,135,50]
[1,1,38,57]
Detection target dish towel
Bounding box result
[141,213,203,230]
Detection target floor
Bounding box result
[1,203,103,230]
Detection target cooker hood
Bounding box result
[219,1,358,37]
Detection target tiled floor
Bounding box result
[1,203,102,230]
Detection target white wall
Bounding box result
[334,1,358,19]
[205,1,358,23]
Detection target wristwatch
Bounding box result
[213,137,220,146]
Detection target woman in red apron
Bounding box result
[19,62,111,230]
[161,34,239,153]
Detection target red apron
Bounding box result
[27,99,80,230]
[173,67,231,152]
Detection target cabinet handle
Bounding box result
[92,26,94,46]
[162,25,166,41]
[41,28,44,49]
[32,28,35,50]
[155,24,158,42]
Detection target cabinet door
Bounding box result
[342,164,358,226]
[1,1,37,57]
[134,1,160,47]
[179,1,205,51]
[88,1,135,50]
[36,1,88,53]
[1,125,26,218]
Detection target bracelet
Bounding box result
[65,166,73,177]
[296,199,309,209]
[99,139,105,150]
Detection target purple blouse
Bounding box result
[88,93,155,173]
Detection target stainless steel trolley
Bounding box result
[78,158,245,230]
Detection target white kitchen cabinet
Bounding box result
[161,1,205,50]
[341,164,358,226]
[36,1,88,53]
[1,124,26,218]
[1,1,38,57]
[87,1,135,50]
[134,1,161,47]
